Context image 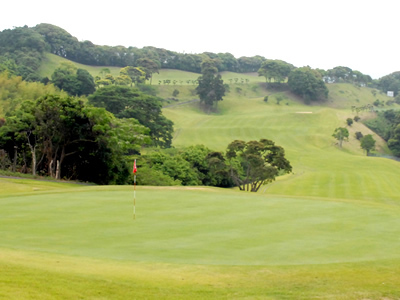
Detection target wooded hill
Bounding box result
[2,23,400,93]
[1,23,400,187]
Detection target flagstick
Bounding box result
[133,174,136,220]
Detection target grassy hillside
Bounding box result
[2,59,400,298]
[38,53,122,78]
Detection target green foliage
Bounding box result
[258,59,294,83]
[355,131,364,140]
[0,26,46,81]
[172,89,179,97]
[388,124,400,156]
[120,66,146,85]
[0,57,18,75]
[288,66,328,102]
[195,59,226,111]
[136,165,181,186]
[88,85,174,148]
[225,139,292,192]
[364,110,400,154]
[0,94,149,183]
[326,66,372,86]
[346,118,353,126]
[14,24,264,74]
[34,23,79,59]
[136,57,160,83]
[145,150,201,185]
[377,71,400,96]
[51,62,95,96]
[0,71,66,116]
[141,145,233,187]
[373,99,384,107]
[332,127,349,148]
[360,134,376,155]
[354,115,360,122]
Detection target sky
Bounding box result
[1,0,399,79]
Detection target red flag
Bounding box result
[133,159,137,174]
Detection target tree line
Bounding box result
[2,23,394,96]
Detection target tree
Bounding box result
[288,66,329,102]
[258,59,294,83]
[360,134,376,156]
[76,69,95,95]
[51,62,95,96]
[225,139,292,192]
[88,86,174,148]
[195,59,225,112]
[136,57,160,84]
[0,94,150,183]
[388,124,400,156]
[378,72,400,96]
[327,66,353,83]
[355,131,364,140]
[145,150,201,185]
[332,127,349,148]
[120,66,146,86]
[0,25,46,80]
[346,118,353,126]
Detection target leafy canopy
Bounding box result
[88,85,174,148]
[226,139,292,192]
[195,59,226,112]
[288,66,328,102]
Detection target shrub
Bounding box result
[172,89,179,97]
[346,118,354,126]
[355,131,364,140]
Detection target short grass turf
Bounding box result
[2,184,400,299]
[2,185,400,265]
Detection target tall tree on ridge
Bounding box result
[195,59,225,112]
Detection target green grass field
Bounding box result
[3,63,400,298]
[2,181,400,299]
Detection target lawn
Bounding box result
[1,183,400,299]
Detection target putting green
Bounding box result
[2,186,400,266]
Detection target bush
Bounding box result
[137,84,157,96]
[355,131,364,140]
[354,116,360,122]
[135,166,181,186]
[346,118,353,126]
[172,89,179,97]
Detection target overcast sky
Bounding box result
[1,0,398,79]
